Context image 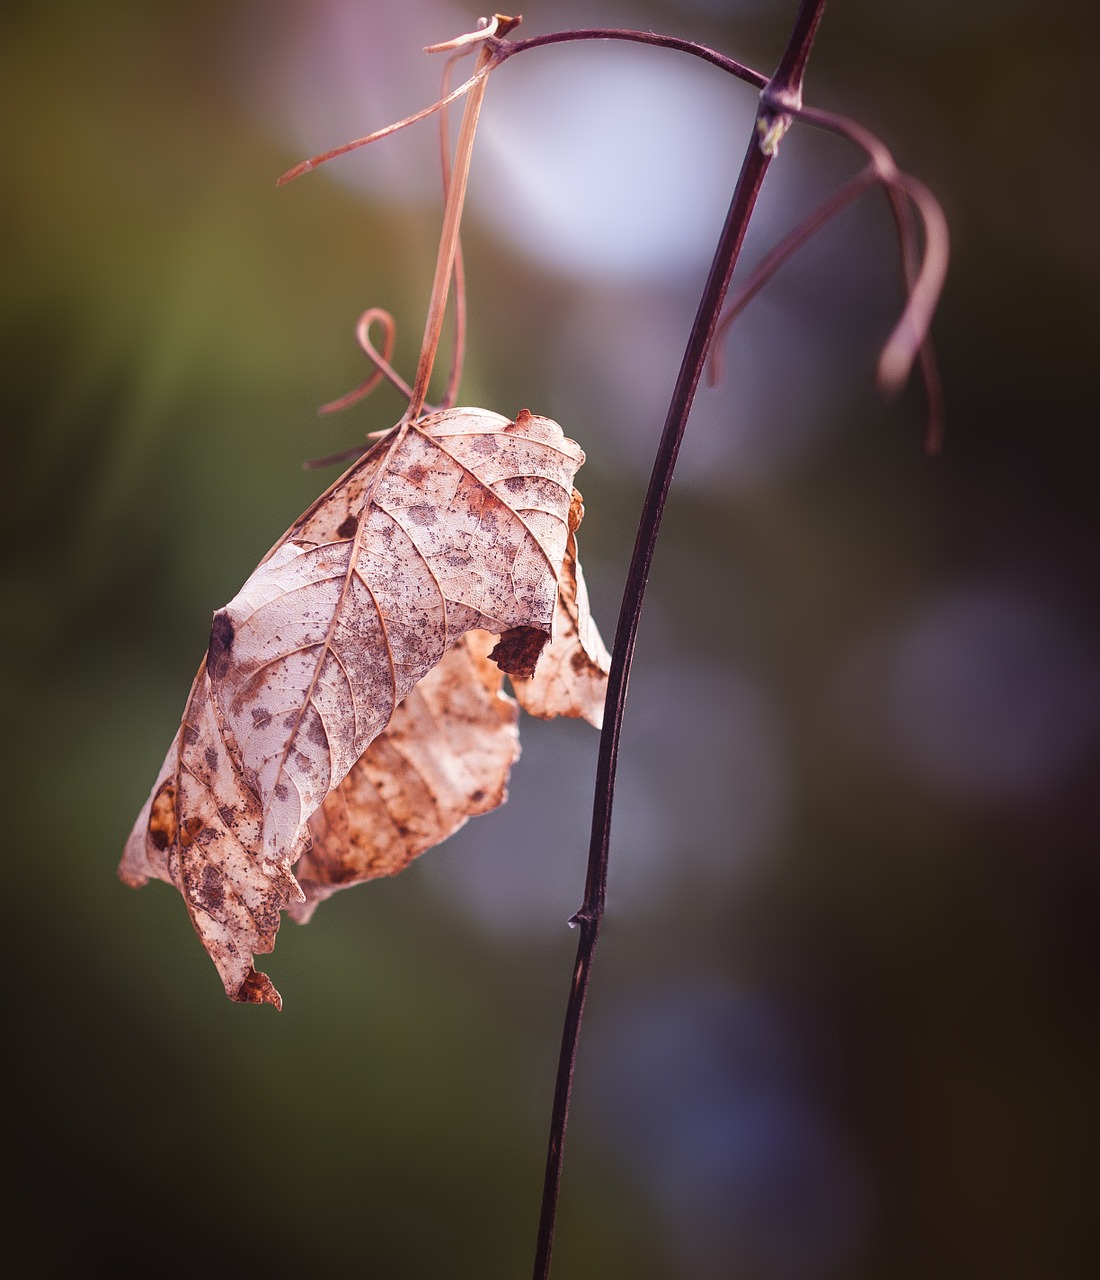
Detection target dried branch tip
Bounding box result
[275,54,500,187]
[424,13,521,54]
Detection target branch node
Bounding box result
[756,110,793,157]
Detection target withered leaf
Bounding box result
[289,509,609,919]
[120,408,607,1007]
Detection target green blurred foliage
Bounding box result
[2,2,1098,1278]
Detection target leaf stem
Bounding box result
[437,50,470,412]
[531,3,828,1277]
[405,43,495,422]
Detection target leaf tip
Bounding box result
[234,969,283,1011]
[276,159,314,187]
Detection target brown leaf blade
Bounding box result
[120,408,591,1006]
[119,665,293,1009]
[292,631,520,921]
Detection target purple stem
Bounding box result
[529,7,829,1277]
[496,27,767,89]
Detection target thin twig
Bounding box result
[302,436,390,471]
[708,165,878,385]
[437,50,469,412]
[531,7,829,1276]
[494,27,768,90]
[302,41,481,465]
[790,104,949,445]
[404,41,495,421]
[276,63,494,187]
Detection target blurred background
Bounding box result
[3,1,1098,1276]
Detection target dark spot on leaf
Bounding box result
[405,463,429,486]
[470,789,486,804]
[408,503,437,527]
[336,515,357,539]
[149,781,177,852]
[274,783,289,801]
[252,707,272,730]
[491,627,549,680]
[179,816,205,848]
[198,865,225,912]
[218,805,235,827]
[307,716,328,747]
[504,477,525,494]
[182,724,199,747]
[207,610,235,677]
[204,746,219,771]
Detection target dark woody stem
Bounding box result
[495,27,767,89]
[530,5,829,1278]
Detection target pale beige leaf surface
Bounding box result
[288,518,611,919]
[507,491,612,729]
[208,407,582,873]
[120,408,600,1007]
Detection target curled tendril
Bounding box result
[303,311,417,470]
[317,308,410,417]
[798,107,947,449]
[707,103,948,454]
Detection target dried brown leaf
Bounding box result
[120,407,606,1007]
[119,663,290,1008]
